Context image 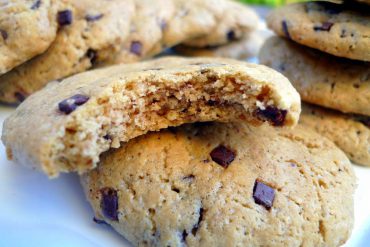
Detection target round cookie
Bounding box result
[98,0,176,65]
[175,29,271,60]
[0,0,136,103]
[182,0,259,48]
[267,1,370,61]
[2,56,301,177]
[259,36,370,116]
[81,122,356,247]
[0,0,60,74]
[300,103,370,167]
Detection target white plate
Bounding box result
[1,103,370,247]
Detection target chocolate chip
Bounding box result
[86,49,97,65]
[191,207,204,235]
[0,29,8,40]
[227,30,236,41]
[14,92,26,102]
[103,134,112,140]
[57,10,73,26]
[281,20,291,39]
[130,41,142,56]
[85,14,104,22]
[210,145,235,168]
[255,106,287,126]
[253,180,275,210]
[314,22,334,32]
[181,230,188,242]
[93,217,108,225]
[100,187,119,221]
[30,0,41,10]
[58,94,89,114]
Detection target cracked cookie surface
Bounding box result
[259,36,370,116]
[2,57,300,177]
[267,1,370,61]
[81,122,355,247]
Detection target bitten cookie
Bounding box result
[0,0,60,74]
[2,57,301,177]
[81,122,355,247]
[0,0,136,103]
[300,103,370,167]
[267,1,370,61]
[174,32,265,60]
[259,36,370,116]
[182,0,259,48]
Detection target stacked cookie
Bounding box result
[0,0,259,104]
[259,1,370,166]
[1,56,356,246]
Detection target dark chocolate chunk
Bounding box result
[227,30,236,41]
[31,0,41,10]
[191,207,204,235]
[281,20,291,39]
[253,180,275,210]
[85,14,104,22]
[255,106,287,126]
[86,49,97,65]
[93,217,108,225]
[210,145,235,168]
[0,29,8,40]
[14,92,26,102]
[100,187,119,221]
[57,10,73,26]
[103,134,112,140]
[58,94,89,114]
[130,41,142,56]
[181,230,188,242]
[314,22,334,32]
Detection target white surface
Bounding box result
[1,103,370,247]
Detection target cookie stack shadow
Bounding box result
[259,0,370,167]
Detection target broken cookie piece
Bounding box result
[2,57,300,177]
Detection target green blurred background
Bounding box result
[238,0,301,6]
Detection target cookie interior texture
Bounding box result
[300,103,370,166]
[81,122,355,247]
[1,57,300,177]
[259,36,370,116]
[266,1,370,61]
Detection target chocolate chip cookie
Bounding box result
[174,32,261,60]
[259,36,370,116]
[182,0,259,48]
[81,122,355,247]
[301,103,370,167]
[267,1,370,61]
[2,57,301,177]
[0,0,60,74]
[0,0,136,103]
